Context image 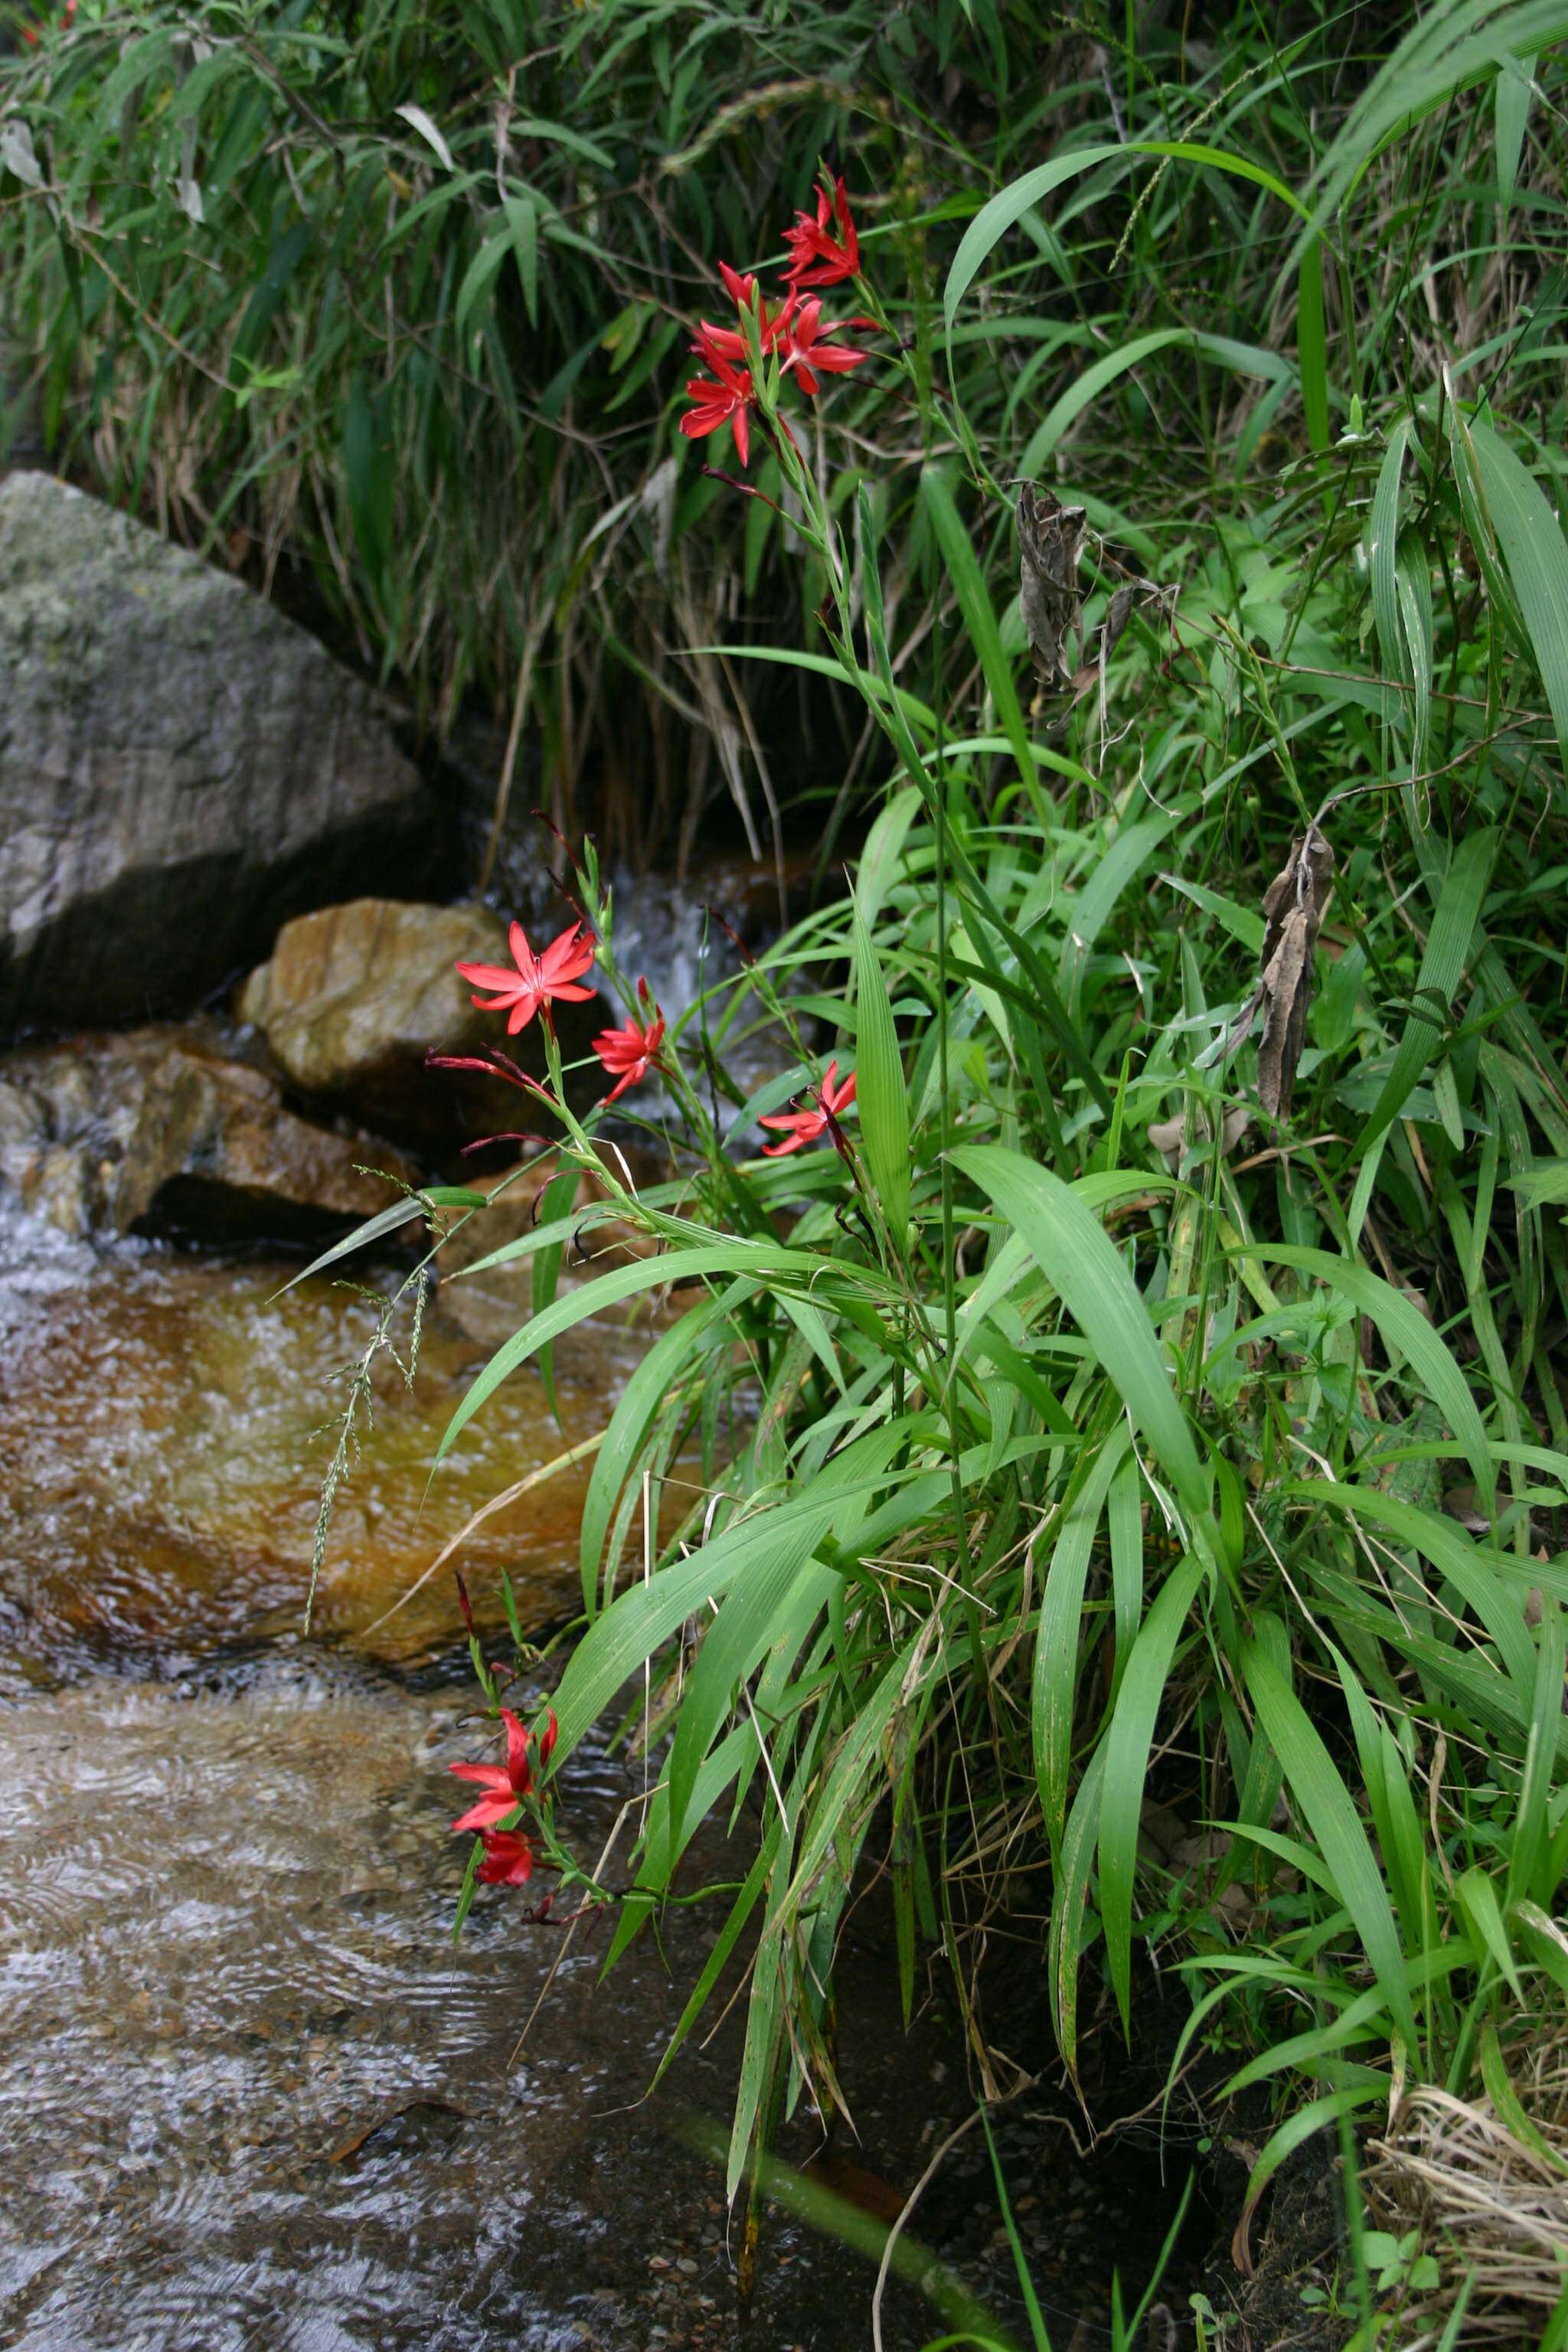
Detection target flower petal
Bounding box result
[451,1792,519,1832]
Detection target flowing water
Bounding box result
[0,1211,1191,2350]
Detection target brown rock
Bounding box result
[0,1024,419,1242]
[240,893,510,1142]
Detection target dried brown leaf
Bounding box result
[1017,483,1086,684]
[1148,1104,1250,1171]
[1255,826,1334,1120]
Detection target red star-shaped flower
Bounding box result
[679,348,756,468]
[758,1059,858,1156]
[593,982,666,1104]
[456,922,598,1035]
[782,176,861,289]
[779,298,870,397]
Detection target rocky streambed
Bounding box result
[0,1213,1200,2352]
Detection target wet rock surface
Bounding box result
[0,1024,421,1242]
[238,898,511,1144]
[0,1219,642,1680]
[0,472,439,1035]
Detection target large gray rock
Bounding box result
[0,472,440,1035]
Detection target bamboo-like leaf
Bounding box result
[1260,1252,1494,1512]
[1097,1553,1204,2032]
[1495,53,1537,220]
[434,1239,833,1465]
[852,891,910,1239]
[1034,1427,1132,1849]
[921,466,1039,810]
[1241,1641,1416,2043]
[953,1147,1209,1525]
[1466,418,1568,775]
[944,139,1313,333]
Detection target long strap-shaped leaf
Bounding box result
[953,1145,1210,1529]
[1241,1640,1418,2047]
[1098,1553,1205,2035]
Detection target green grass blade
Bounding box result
[921,466,1039,815]
[1097,1553,1205,2034]
[1241,1640,1417,2044]
[853,889,911,1239]
[954,1147,1210,1527]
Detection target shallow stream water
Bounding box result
[0,1215,1190,2350]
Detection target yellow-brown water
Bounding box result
[0,1228,639,1681]
[0,1217,1177,2349]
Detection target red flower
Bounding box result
[449,1706,535,1832]
[456,920,597,1035]
[696,276,797,368]
[782,176,861,289]
[758,1059,858,1156]
[594,982,665,1104]
[680,348,756,468]
[779,298,870,397]
[476,1830,535,1886]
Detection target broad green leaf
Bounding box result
[953,1147,1210,1527]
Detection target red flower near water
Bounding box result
[782,176,861,290]
[679,348,757,469]
[758,1059,858,1157]
[456,921,597,1034]
[476,1830,535,1886]
[593,982,666,1104]
[449,1707,536,1831]
[779,298,870,397]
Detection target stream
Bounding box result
[0,1210,1193,2350]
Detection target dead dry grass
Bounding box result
[1366,2024,1568,2347]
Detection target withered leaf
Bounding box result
[1148,1104,1250,1171]
[1017,483,1086,684]
[1254,826,1334,1120]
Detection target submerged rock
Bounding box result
[237,898,508,1142]
[0,473,440,1036]
[0,1026,419,1241]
